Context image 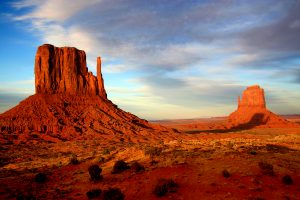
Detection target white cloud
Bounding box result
[7,0,300,118]
[13,0,101,21]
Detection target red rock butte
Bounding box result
[0,44,171,143]
[35,44,106,97]
[238,85,266,109]
[227,85,297,128]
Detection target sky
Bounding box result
[0,0,300,120]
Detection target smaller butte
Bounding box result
[227,85,298,128]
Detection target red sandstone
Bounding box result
[227,85,297,128]
[0,44,170,143]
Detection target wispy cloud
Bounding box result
[4,0,300,118]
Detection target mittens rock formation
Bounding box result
[0,44,170,144]
[35,44,107,97]
[227,85,295,128]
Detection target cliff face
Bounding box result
[238,85,266,109]
[35,44,106,97]
[228,85,295,128]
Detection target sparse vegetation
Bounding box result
[103,188,125,200]
[249,150,257,155]
[86,189,102,199]
[35,173,47,183]
[153,178,179,197]
[69,154,79,165]
[98,156,105,163]
[144,146,162,158]
[258,161,274,176]
[88,165,103,181]
[16,193,36,200]
[131,161,145,172]
[222,169,230,178]
[102,148,110,155]
[112,160,130,174]
[282,175,293,185]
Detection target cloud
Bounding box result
[13,0,101,21]
[6,0,300,118]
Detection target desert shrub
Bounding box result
[98,157,105,163]
[144,146,162,158]
[153,179,179,197]
[88,165,103,181]
[258,162,274,176]
[102,148,110,155]
[226,142,234,149]
[112,160,130,174]
[131,161,145,173]
[16,194,36,200]
[69,154,79,165]
[35,173,47,183]
[150,160,159,166]
[86,189,102,199]
[222,169,230,178]
[103,188,125,200]
[282,175,293,185]
[249,150,257,155]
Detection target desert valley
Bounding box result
[0,44,299,200]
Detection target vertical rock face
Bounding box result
[238,85,266,109]
[35,44,106,97]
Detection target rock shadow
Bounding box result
[185,113,268,134]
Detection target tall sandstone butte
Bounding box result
[238,85,266,109]
[35,44,107,97]
[0,44,170,143]
[228,85,296,128]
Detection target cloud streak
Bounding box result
[3,0,300,118]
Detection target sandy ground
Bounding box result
[0,117,300,200]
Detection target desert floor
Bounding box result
[0,117,300,200]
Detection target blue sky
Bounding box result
[0,0,300,120]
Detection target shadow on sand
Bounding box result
[185,113,268,134]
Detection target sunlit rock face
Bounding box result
[0,44,171,143]
[227,85,296,128]
[238,85,266,109]
[35,44,106,97]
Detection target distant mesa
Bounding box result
[0,44,170,143]
[227,85,297,128]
